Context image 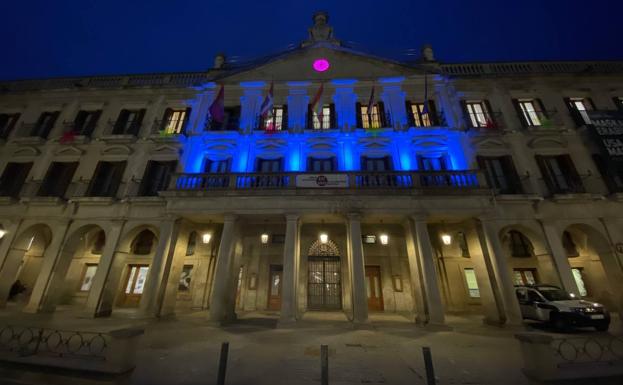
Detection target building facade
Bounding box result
[1,13,623,326]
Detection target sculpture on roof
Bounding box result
[302,11,340,47]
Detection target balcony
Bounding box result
[168,170,487,196]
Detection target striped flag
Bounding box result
[310,83,324,120]
[367,85,375,119]
[260,82,274,118]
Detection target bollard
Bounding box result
[422,346,436,385]
[321,344,328,385]
[217,342,229,385]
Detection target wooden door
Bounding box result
[267,265,283,310]
[365,266,384,311]
[118,264,149,307]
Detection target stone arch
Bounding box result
[562,222,623,312]
[498,223,560,286]
[308,239,340,257]
[0,223,53,307]
[40,224,106,312]
[116,224,160,253]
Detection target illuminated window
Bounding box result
[513,268,538,285]
[565,97,593,126]
[308,104,334,129]
[186,232,197,256]
[261,105,287,131]
[464,268,480,298]
[571,268,588,296]
[363,235,376,244]
[407,102,433,127]
[515,99,546,127]
[614,97,623,110]
[464,101,493,128]
[178,265,193,291]
[80,264,98,292]
[360,105,382,129]
[161,108,190,134]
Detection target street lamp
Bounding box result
[319,233,328,244]
[0,229,6,239]
[441,233,452,245]
[202,233,212,244]
[379,233,389,245]
[260,233,269,244]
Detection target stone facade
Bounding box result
[1,14,623,326]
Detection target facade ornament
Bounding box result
[213,53,226,69]
[421,44,435,62]
[302,11,340,47]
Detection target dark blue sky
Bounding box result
[1,0,622,81]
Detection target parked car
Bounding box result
[515,284,610,331]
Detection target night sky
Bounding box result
[1,0,622,81]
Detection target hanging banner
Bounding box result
[296,174,349,188]
[587,111,623,172]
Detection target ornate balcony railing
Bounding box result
[170,170,485,193]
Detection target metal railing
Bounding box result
[172,170,484,192]
[104,119,141,136]
[151,119,187,136]
[466,111,505,130]
[520,110,563,129]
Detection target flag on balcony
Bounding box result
[59,129,76,144]
[367,85,375,119]
[422,72,430,116]
[310,82,324,121]
[260,82,274,118]
[209,85,225,123]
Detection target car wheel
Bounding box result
[552,314,569,332]
[595,324,609,332]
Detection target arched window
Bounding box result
[508,230,533,258]
[186,231,197,256]
[563,231,579,258]
[91,230,106,254]
[132,230,155,255]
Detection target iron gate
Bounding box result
[307,256,342,310]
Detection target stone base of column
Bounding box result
[482,315,506,327]
[351,320,373,330]
[277,316,298,328]
[420,322,453,332]
[206,312,237,327]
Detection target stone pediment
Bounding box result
[101,145,133,155]
[472,137,509,149]
[527,136,567,149]
[153,145,180,155]
[222,45,419,83]
[12,146,40,157]
[54,146,83,156]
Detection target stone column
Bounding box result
[380,80,406,128]
[22,220,71,314]
[83,221,125,317]
[0,220,22,273]
[280,214,300,322]
[0,220,25,308]
[287,82,311,132]
[240,83,264,133]
[347,213,368,324]
[188,83,217,134]
[140,95,165,137]
[476,219,523,325]
[159,223,192,317]
[539,220,581,295]
[94,99,121,137]
[403,218,427,323]
[411,215,445,325]
[208,214,238,324]
[332,80,358,130]
[139,218,181,317]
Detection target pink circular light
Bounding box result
[313,58,330,72]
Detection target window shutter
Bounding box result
[460,100,470,127]
[405,101,415,127]
[114,109,129,135]
[586,98,596,110]
[87,162,104,196]
[109,161,126,197]
[182,107,192,134]
[427,100,439,126]
[84,110,101,137]
[131,109,146,136]
[160,108,172,131]
[503,155,523,194]
[282,105,289,130]
[512,99,528,127]
[306,104,313,129]
[535,99,548,119]
[592,154,615,193]
[42,111,60,139]
[563,97,583,127]
[7,113,20,135]
[355,102,363,128]
[535,155,555,195]
[377,101,387,127]
[57,162,78,198]
[139,161,154,196]
[483,100,495,127]
[560,154,584,193]
[329,103,336,128]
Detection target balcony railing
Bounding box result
[104,120,141,136]
[151,120,187,136]
[466,111,505,131]
[171,170,485,193]
[520,110,563,129]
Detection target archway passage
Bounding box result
[307,239,342,310]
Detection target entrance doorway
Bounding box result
[308,256,342,310]
[365,266,384,311]
[267,265,283,310]
[118,264,149,307]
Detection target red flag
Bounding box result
[59,130,76,144]
[367,85,375,118]
[310,83,324,115]
[209,85,225,123]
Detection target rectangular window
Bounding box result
[363,235,376,244]
[80,264,98,292]
[261,105,287,131]
[408,102,432,127]
[178,265,193,291]
[32,111,60,138]
[361,156,392,171]
[87,161,126,197]
[565,97,593,126]
[614,97,623,111]
[112,109,145,135]
[37,162,79,198]
[161,108,190,134]
[0,162,32,198]
[72,110,102,137]
[0,113,20,140]
[464,101,493,128]
[125,265,149,294]
[271,234,285,244]
[592,153,623,193]
[571,268,588,297]
[256,158,283,173]
[535,155,584,194]
[360,105,382,129]
[207,106,240,131]
[515,99,545,127]
[477,155,522,194]
[204,158,231,173]
[139,160,177,196]
[311,105,332,130]
[418,156,447,171]
[513,268,538,285]
[308,157,336,172]
[464,268,480,298]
